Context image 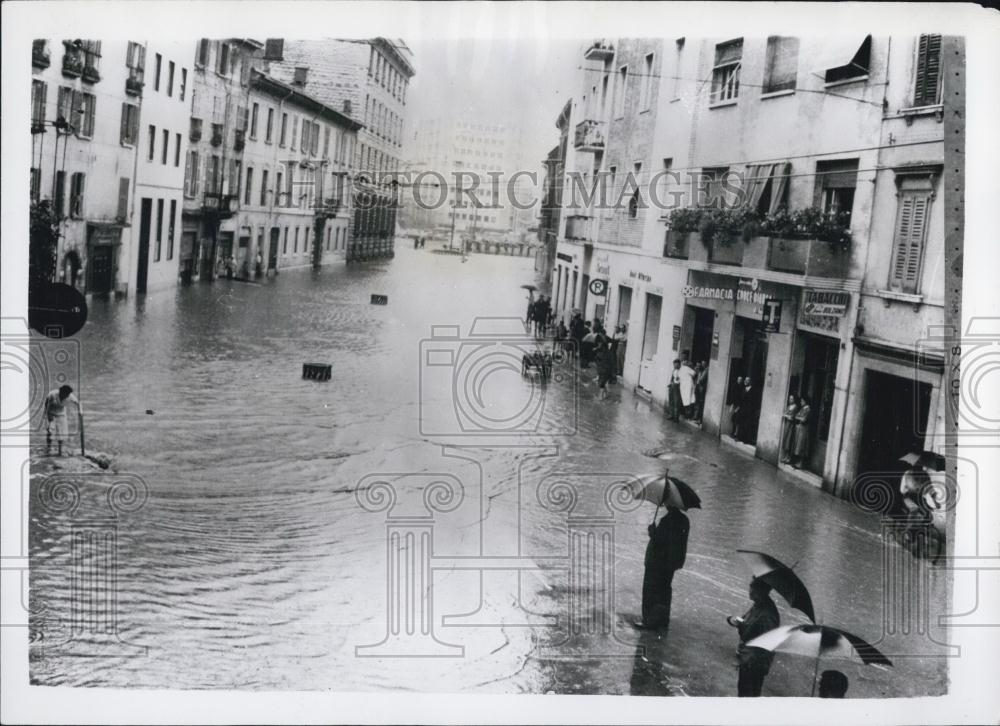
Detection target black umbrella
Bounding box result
[737,550,816,623]
[629,473,702,510]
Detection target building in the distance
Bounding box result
[405,115,536,242]
[260,38,415,261]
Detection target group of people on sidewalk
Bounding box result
[552,313,628,401]
[667,356,708,424]
[526,294,554,338]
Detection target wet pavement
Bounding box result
[29,245,949,696]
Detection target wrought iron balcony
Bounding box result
[189,118,203,142]
[584,40,614,62]
[233,129,245,151]
[61,44,84,78]
[32,41,50,69]
[210,123,223,147]
[82,64,101,83]
[573,119,606,152]
[125,76,144,96]
[565,214,591,241]
[202,193,239,217]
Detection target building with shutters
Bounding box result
[546,35,952,499]
[258,38,415,261]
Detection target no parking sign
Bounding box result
[588,278,608,297]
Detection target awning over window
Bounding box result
[824,35,872,83]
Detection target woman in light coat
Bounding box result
[790,395,812,468]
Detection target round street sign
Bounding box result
[588,278,608,296]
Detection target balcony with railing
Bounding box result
[584,40,614,61]
[125,75,144,96]
[210,123,223,147]
[203,193,239,217]
[574,119,606,152]
[765,236,850,278]
[234,129,245,151]
[61,42,83,78]
[189,118,203,142]
[564,214,591,242]
[32,40,50,69]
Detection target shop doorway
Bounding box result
[136,198,152,294]
[726,316,768,445]
[180,231,196,283]
[691,306,714,367]
[237,234,251,278]
[637,293,662,393]
[787,333,840,475]
[89,245,114,295]
[268,228,280,270]
[857,370,932,478]
[616,285,633,329]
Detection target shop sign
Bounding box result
[762,299,782,333]
[682,282,734,301]
[798,289,850,338]
[736,277,770,307]
[88,225,121,246]
[557,252,573,263]
[802,290,850,317]
[629,270,653,283]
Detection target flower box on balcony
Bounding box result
[32,43,51,69]
[82,65,101,84]
[61,48,84,78]
[125,77,143,96]
[766,236,850,278]
[663,230,690,259]
[707,236,743,265]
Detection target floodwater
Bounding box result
[29,246,950,696]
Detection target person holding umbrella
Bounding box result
[727,578,780,697]
[628,470,699,634]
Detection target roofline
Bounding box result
[372,37,415,78]
[250,70,363,131]
[232,38,264,50]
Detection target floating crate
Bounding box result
[303,363,332,381]
[370,294,388,305]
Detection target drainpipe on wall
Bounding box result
[831,38,892,496]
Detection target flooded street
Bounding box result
[30,246,948,696]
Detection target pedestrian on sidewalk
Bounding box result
[569,313,584,361]
[668,360,682,421]
[581,323,596,369]
[633,501,689,633]
[44,385,80,457]
[594,333,614,400]
[694,362,709,423]
[779,395,800,464]
[616,324,628,378]
[730,375,744,439]
[679,359,697,419]
[790,395,812,468]
[727,578,780,697]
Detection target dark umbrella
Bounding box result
[737,550,816,623]
[520,284,537,292]
[628,473,702,510]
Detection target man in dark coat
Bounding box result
[727,578,780,697]
[633,504,690,633]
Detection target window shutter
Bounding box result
[117,177,129,219]
[914,34,942,107]
[890,191,930,293]
[120,102,129,143]
[312,122,319,155]
[85,94,95,136]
